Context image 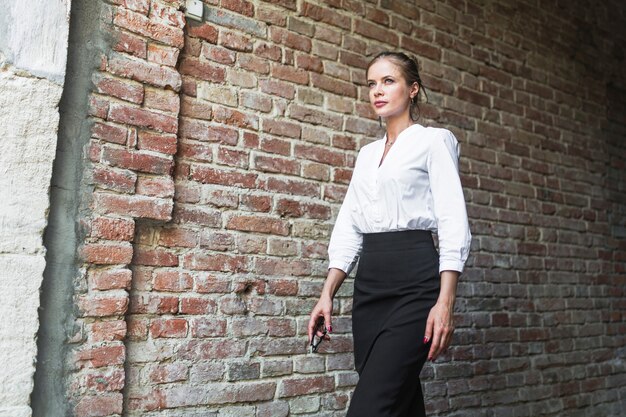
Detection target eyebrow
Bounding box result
[366,75,396,82]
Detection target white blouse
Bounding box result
[328,124,471,275]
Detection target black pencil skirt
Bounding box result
[347,230,440,417]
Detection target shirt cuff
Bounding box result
[439,260,465,274]
[328,258,357,276]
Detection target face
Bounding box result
[366,58,419,121]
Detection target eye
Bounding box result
[367,81,376,88]
[384,78,394,84]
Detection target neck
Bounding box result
[384,115,413,142]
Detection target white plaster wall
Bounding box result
[0,1,71,416]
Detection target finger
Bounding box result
[307,313,318,343]
[428,328,442,361]
[435,326,453,358]
[423,315,434,345]
[324,309,333,334]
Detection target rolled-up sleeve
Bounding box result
[427,130,472,273]
[327,180,362,276]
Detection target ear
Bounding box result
[410,82,420,99]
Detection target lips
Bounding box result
[374,101,387,108]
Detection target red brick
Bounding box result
[157,228,197,248]
[216,147,249,168]
[322,184,348,202]
[74,394,123,417]
[89,268,133,290]
[259,136,291,156]
[182,298,218,315]
[180,96,213,120]
[160,381,275,407]
[266,279,298,296]
[172,205,222,226]
[255,42,282,62]
[149,1,185,28]
[196,274,231,293]
[136,176,175,198]
[275,198,331,220]
[190,165,257,188]
[108,52,181,90]
[77,293,129,317]
[81,242,133,265]
[150,363,188,384]
[114,8,184,47]
[269,27,312,52]
[108,103,178,134]
[255,258,311,276]
[332,135,356,150]
[259,79,295,99]
[144,87,180,113]
[89,320,127,342]
[302,161,330,181]
[311,73,357,98]
[253,154,300,175]
[133,247,179,266]
[77,345,125,368]
[239,54,270,74]
[179,57,226,82]
[295,143,345,166]
[262,118,302,138]
[302,2,351,29]
[93,165,136,194]
[182,252,248,272]
[289,104,343,129]
[102,147,173,176]
[150,318,188,338]
[89,95,109,119]
[201,44,237,65]
[213,106,259,130]
[221,30,253,52]
[137,131,177,154]
[92,122,128,145]
[226,215,290,236]
[91,217,135,241]
[113,30,147,58]
[153,270,193,291]
[93,73,144,104]
[265,177,320,198]
[240,194,272,212]
[222,0,254,17]
[191,317,228,337]
[271,63,309,85]
[187,22,219,43]
[84,368,125,392]
[94,192,173,221]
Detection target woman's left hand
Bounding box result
[424,300,455,361]
[423,270,459,361]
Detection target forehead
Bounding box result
[367,58,403,79]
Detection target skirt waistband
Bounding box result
[361,230,433,252]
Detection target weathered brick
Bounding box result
[108,103,178,134]
[108,52,182,90]
[81,242,134,265]
[114,7,184,47]
[94,192,174,221]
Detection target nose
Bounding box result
[373,83,383,96]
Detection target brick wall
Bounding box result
[61,0,625,416]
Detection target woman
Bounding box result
[307,51,471,417]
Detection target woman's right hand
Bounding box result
[307,295,333,344]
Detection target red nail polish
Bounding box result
[423,337,429,344]
[327,325,332,333]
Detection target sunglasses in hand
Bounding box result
[310,318,328,353]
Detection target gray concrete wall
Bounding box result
[31,1,107,415]
[0,1,71,416]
